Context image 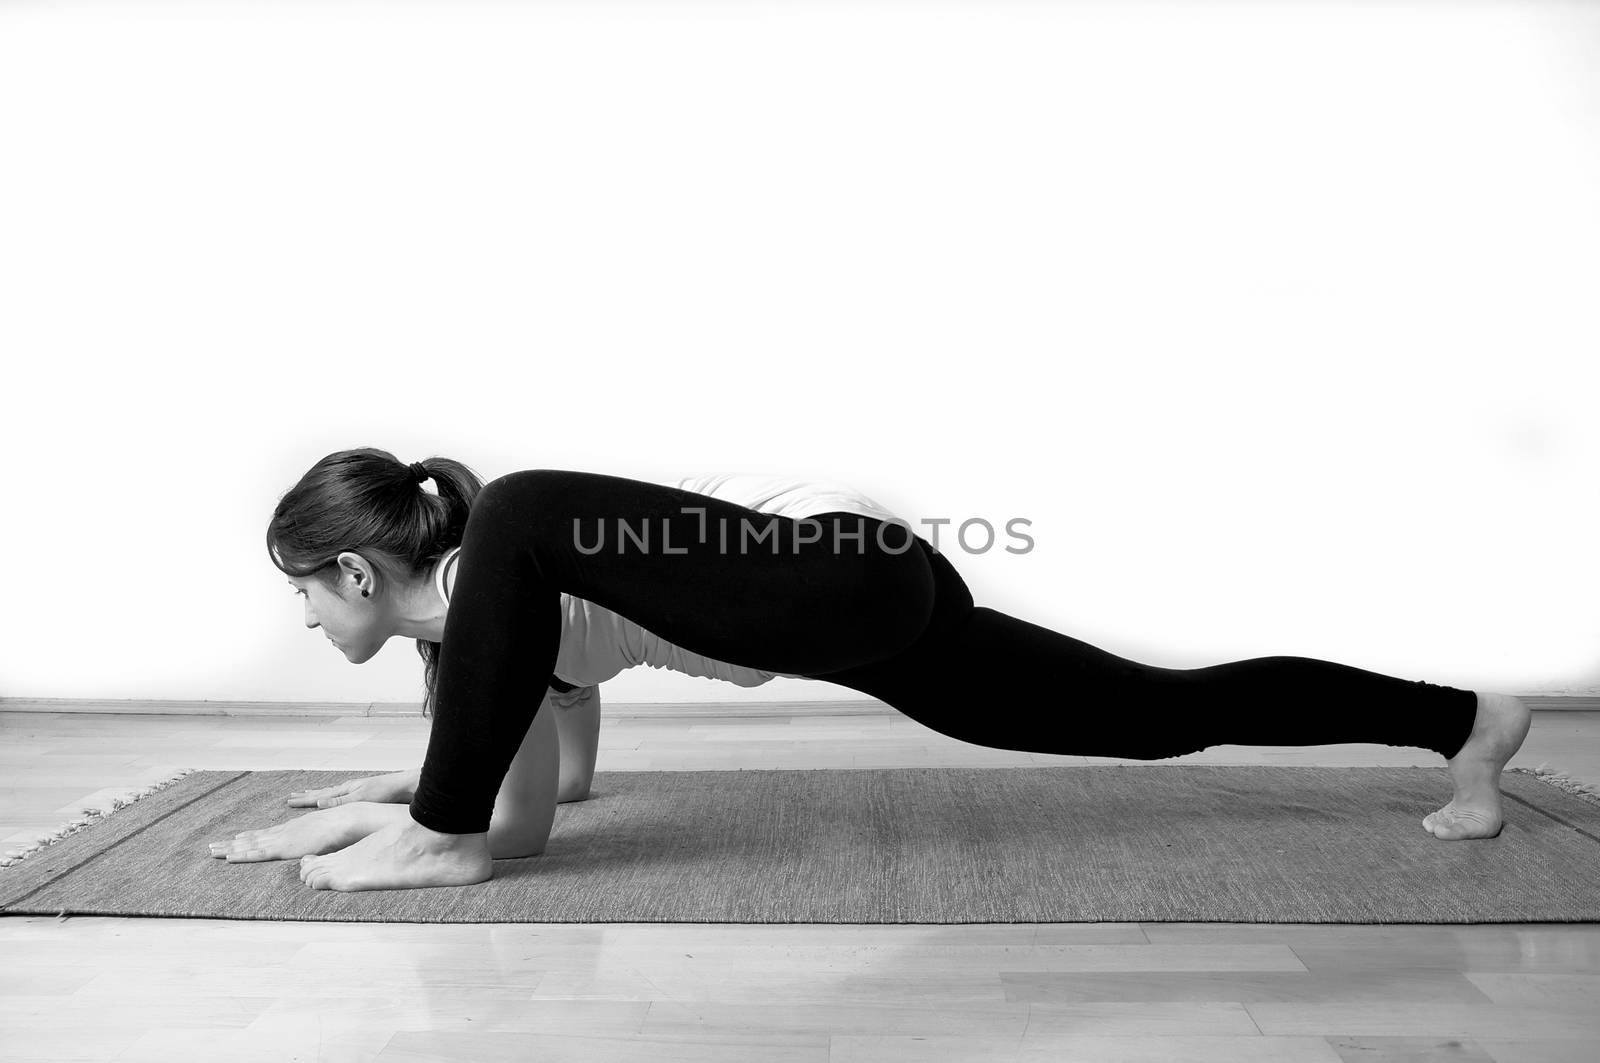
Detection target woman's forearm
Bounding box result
[484,691,561,859]
[553,684,601,802]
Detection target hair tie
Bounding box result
[408,461,430,484]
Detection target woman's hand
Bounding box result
[208,802,409,862]
[287,769,420,808]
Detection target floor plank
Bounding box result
[1,706,1597,1062]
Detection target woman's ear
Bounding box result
[335,550,378,598]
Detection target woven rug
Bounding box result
[3,766,1599,923]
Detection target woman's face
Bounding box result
[288,554,387,663]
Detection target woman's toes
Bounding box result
[1422,803,1501,840]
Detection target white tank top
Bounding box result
[434,473,903,688]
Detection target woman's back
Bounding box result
[438,472,901,688]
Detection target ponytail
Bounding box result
[266,447,484,717]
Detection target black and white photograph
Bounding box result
[2,0,1598,1059]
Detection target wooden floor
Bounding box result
[3,704,1600,1063]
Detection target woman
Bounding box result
[222,449,1532,893]
[218,475,821,866]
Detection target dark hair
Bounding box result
[266,447,483,718]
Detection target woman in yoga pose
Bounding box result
[216,449,1532,892]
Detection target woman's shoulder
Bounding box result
[442,546,572,606]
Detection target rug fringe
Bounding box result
[1508,764,1600,810]
[0,768,200,869]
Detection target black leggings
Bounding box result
[410,469,1478,834]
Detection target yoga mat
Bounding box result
[3,766,1599,924]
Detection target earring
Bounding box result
[361,589,369,597]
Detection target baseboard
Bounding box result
[0,695,1595,718]
[0,696,900,719]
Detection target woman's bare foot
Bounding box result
[298,818,492,892]
[208,802,408,862]
[1423,691,1531,840]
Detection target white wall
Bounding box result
[2,0,1596,706]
